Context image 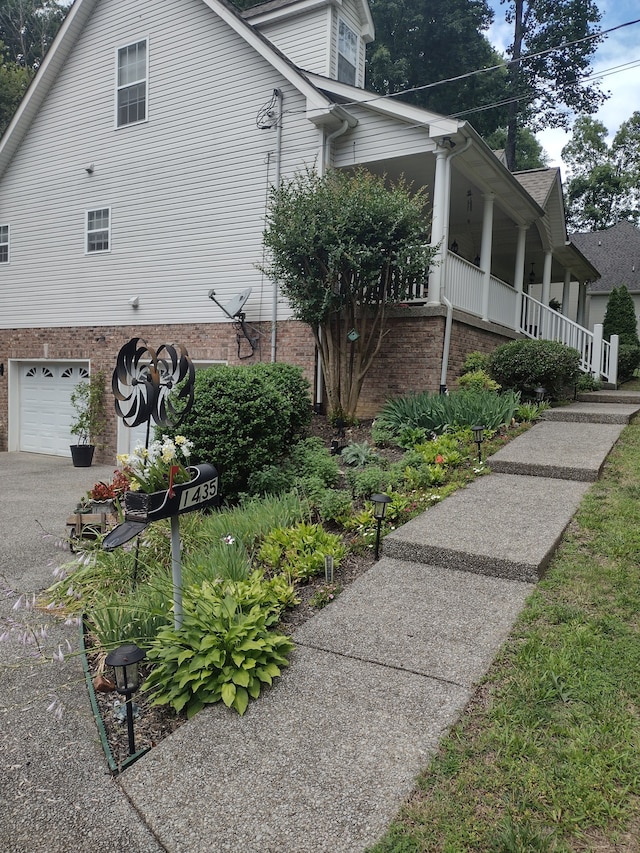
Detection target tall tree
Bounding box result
[261,168,435,421]
[562,114,640,230]
[484,126,548,171]
[0,46,31,135]
[0,0,66,69]
[501,0,605,171]
[366,0,510,138]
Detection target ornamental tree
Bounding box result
[261,168,434,421]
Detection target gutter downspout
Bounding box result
[438,136,471,393]
[271,88,284,363]
[440,295,453,394]
[316,117,351,410]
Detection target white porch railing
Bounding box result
[426,252,619,385]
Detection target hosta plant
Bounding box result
[257,522,346,582]
[143,580,294,718]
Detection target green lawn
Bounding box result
[369,419,640,853]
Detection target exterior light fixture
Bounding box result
[535,386,546,403]
[450,240,459,254]
[105,643,146,756]
[371,493,392,560]
[471,425,485,463]
[529,262,535,285]
[324,555,334,584]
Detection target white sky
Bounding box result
[486,0,640,177]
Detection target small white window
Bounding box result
[86,209,110,253]
[116,39,147,126]
[337,19,358,85]
[0,225,9,263]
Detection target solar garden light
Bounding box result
[324,554,334,584]
[471,425,485,463]
[371,493,392,560]
[105,643,146,756]
[535,386,546,403]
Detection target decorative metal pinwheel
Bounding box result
[112,338,195,428]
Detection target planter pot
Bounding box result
[70,444,95,467]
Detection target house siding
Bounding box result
[0,0,321,330]
[257,6,332,76]
[332,104,436,168]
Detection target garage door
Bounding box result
[19,362,90,455]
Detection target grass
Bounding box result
[368,420,640,853]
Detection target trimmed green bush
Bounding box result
[167,364,311,501]
[461,351,491,374]
[617,343,640,382]
[489,339,580,399]
[603,285,640,346]
[457,369,501,392]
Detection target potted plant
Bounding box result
[70,371,107,467]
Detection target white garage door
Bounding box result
[19,362,90,455]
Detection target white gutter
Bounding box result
[271,89,284,363]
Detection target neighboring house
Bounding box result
[571,221,640,335]
[0,0,608,460]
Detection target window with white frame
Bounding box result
[0,225,8,263]
[337,19,358,85]
[116,39,147,126]
[86,209,110,253]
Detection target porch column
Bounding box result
[561,269,571,317]
[541,250,552,306]
[427,147,450,306]
[480,192,495,321]
[577,280,587,326]
[513,224,527,332]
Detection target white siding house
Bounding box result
[0,0,607,459]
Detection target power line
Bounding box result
[291,16,640,119]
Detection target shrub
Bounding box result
[143,579,294,717]
[461,351,491,374]
[289,438,341,487]
[250,362,312,442]
[318,489,353,525]
[617,343,640,382]
[603,285,640,346]
[575,373,602,392]
[167,364,312,501]
[457,369,501,393]
[489,339,580,399]
[347,466,391,499]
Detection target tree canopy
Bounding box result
[484,126,548,171]
[366,0,510,138]
[261,168,435,420]
[500,0,605,171]
[563,114,640,231]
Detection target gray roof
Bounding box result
[570,222,640,293]
[514,168,560,209]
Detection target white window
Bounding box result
[337,19,358,85]
[0,225,9,263]
[116,39,147,126]
[86,209,110,253]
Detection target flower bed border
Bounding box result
[79,620,149,775]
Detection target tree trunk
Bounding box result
[506,0,525,172]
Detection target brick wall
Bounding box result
[0,310,515,455]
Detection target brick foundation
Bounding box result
[0,310,516,456]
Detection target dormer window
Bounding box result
[337,19,358,85]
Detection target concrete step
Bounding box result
[383,473,591,583]
[578,390,640,404]
[488,420,625,481]
[542,402,640,424]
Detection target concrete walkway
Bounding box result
[1,395,638,853]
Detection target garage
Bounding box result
[18,361,90,455]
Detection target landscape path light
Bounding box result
[105,643,146,756]
[371,493,392,560]
[324,554,334,584]
[472,425,485,463]
[535,386,546,403]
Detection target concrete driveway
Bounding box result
[0,453,163,853]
